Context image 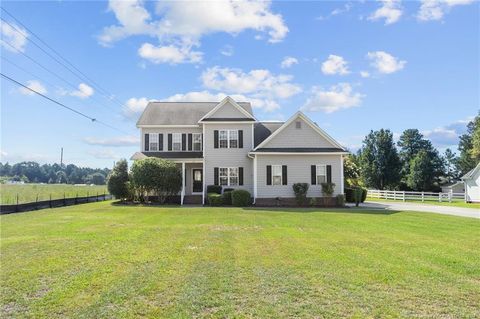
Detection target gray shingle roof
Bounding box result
[137,102,253,126]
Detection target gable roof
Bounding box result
[198,96,255,122]
[461,162,480,180]
[137,99,253,126]
[253,111,346,151]
[254,121,284,147]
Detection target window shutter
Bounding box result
[158,134,163,151]
[282,165,288,185]
[168,134,172,151]
[214,130,219,148]
[311,165,316,185]
[214,167,219,186]
[239,167,244,186]
[144,133,149,151]
[188,134,192,151]
[327,165,332,183]
[182,134,186,151]
[238,130,243,148]
[266,165,272,185]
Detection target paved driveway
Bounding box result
[356,201,480,219]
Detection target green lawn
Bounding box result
[366,197,480,209]
[1,202,479,318]
[0,183,108,204]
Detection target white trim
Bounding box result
[181,162,185,205]
[137,124,199,128]
[198,121,257,124]
[251,123,255,149]
[253,111,345,151]
[198,96,255,122]
[168,159,203,163]
[253,155,257,203]
[191,167,203,195]
[249,152,349,156]
[340,155,344,195]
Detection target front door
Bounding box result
[192,169,203,193]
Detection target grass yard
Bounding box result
[0,184,108,205]
[366,197,480,209]
[1,202,479,318]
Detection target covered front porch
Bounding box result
[176,160,204,205]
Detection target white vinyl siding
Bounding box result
[149,133,159,151]
[172,133,182,151]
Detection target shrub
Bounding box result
[310,197,317,207]
[222,191,233,205]
[107,159,129,200]
[321,182,335,197]
[208,193,223,206]
[130,158,182,203]
[232,189,251,207]
[345,187,367,203]
[361,188,367,203]
[353,188,363,207]
[292,183,309,206]
[336,194,345,207]
[206,185,222,194]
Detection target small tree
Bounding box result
[107,159,129,200]
[321,182,335,196]
[292,183,309,206]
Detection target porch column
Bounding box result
[340,155,344,195]
[202,158,206,205]
[181,162,185,205]
[253,155,257,204]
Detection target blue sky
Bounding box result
[1,0,478,168]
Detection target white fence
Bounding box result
[368,189,466,203]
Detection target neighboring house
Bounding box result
[131,97,348,205]
[461,162,480,203]
[441,181,465,194]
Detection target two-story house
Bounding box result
[131,97,348,205]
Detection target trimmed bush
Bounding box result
[336,194,345,207]
[321,182,335,197]
[207,185,222,194]
[107,159,129,200]
[208,193,223,206]
[346,187,367,203]
[222,191,233,205]
[223,188,234,193]
[231,189,251,207]
[292,183,309,206]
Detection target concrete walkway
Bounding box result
[354,201,480,219]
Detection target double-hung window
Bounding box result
[272,165,282,186]
[219,130,238,148]
[219,167,239,186]
[193,133,202,151]
[219,130,228,148]
[316,165,326,184]
[172,133,182,151]
[149,133,159,151]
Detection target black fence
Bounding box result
[0,194,113,215]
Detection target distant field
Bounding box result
[0,184,108,205]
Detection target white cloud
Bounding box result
[123,97,151,118]
[360,71,370,78]
[99,0,288,64]
[321,55,350,75]
[422,116,473,147]
[417,0,475,21]
[201,66,302,99]
[19,80,47,95]
[367,51,406,74]
[280,56,298,68]
[0,20,28,53]
[369,0,403,25]
[317,2,352,20]
[302,83,364,113]
[83,135,140,147]
[70,83,94,99]
[220,45,234,57]
[87,149,118,160]
[138,43,202,64]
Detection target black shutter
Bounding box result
[188,134,192,151]
[182,134,186,151]
[239,167,244,186]
[158,134,163,151]
[282,165,288,185]
[311,165,316,185]
[168,134,172,151]
[214,130,219,148]
[266,165,272,185]
[144,134,149,151]
[238,130,243,148]
[327,165,332,183]
[214,167,219,186]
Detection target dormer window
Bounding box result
[295,121,302,129]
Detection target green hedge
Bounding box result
[207,193,223,206]
[206,185,222,194]
[222,191,233,205]
[345,187,367,203]
[231,189,251,207]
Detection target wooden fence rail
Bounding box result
[367,189,465,203]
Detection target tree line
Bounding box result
[0,162,110,185]
[345,113,479,191]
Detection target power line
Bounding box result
[1,72,129,134]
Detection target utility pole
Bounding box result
[60,147,63,167]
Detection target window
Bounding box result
[149,133,159,151]
[295,121,302,129]
[219,130,228,148]
[272,165,282,186]
[172,133,182,151]
[316,165,326,184]
[219,167,238,186]
[193,133,202,151]
[229,130,238,148]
